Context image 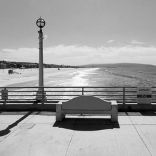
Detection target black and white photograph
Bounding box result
[0,0,156,155]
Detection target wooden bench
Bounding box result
[56,96,118,122]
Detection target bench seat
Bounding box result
[56,96,118,122]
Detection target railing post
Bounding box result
[123,87,125,105]
[82,87,84,95]
[1,87,8,105]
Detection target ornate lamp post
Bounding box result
[36,17,46,103]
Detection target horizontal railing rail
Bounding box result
[0,86,156,105]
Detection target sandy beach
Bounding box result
[1,65,156,88]
[0,68,99,87]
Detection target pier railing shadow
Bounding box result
[123,111,156,116]
[140,111,156,116]
[53,118,120,131]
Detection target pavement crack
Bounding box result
[65,119,76,156]
[128,115,153,156]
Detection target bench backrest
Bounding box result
[62,96,111,111]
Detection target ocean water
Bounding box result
[44,67,156,87]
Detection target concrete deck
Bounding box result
[0,112,156,156]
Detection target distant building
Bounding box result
[0,63,6,69]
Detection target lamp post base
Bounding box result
[36,88,46,104]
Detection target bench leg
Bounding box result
[111,105,118,122]
[56,105,65,121]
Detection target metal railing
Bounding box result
[0,86,156,105]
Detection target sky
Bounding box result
[1,0,156,65]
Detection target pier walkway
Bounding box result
[0,112,156,156]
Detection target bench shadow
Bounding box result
[53,118,120,131]
[0,111,32,137]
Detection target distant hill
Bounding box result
[0,60,79,69]
[1,61,155,70]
